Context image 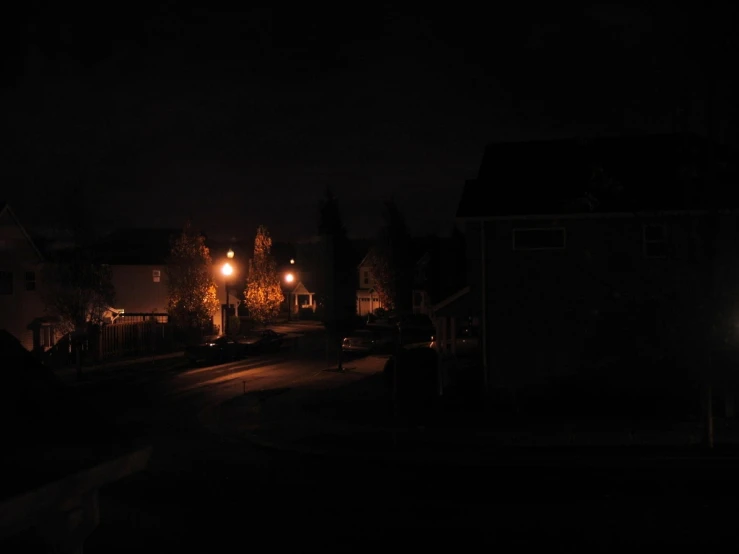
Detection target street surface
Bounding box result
[20,324,739,551]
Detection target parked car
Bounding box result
[242,329,287,354]
[397,314,435,347]
[342,329,394,355]
[185,336,245,365]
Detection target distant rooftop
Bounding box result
[457,132,739,219]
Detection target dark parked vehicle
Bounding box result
[397,314,435,346]
[185,336,245,365]
[242,329,287,354]
[342,328,394,355]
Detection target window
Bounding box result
[25,271,36,291]
[363,270,369,285]
[513,228,566,250]
[0,271,11,294]
[643,224,667,258]
[153,269,161,282]
[41,325,53,348]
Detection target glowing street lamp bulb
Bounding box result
[227,248,235,259]
[290,258,295,264]
[222,263,233,276]
[285,273,294,283]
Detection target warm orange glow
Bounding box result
[222,262,234,276]
[285,272,294,283]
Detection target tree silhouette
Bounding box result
[318,187,357,369]
[244,225,284,326]
[368,200,413,312]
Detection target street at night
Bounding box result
[3,5,739,551]
[27,325,739,551]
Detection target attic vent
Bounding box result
[153,270,161,283]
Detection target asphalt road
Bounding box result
[39,332,739,551]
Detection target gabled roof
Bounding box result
[457,132,739,219]
[0,202,44,262]
[289,280,315,295]
[433,285,470,312]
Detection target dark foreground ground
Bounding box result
[83,430,739,551]
[6,328,739,551]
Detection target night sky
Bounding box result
[1,5,736,242]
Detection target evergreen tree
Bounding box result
[368,200,413,312]
[318,187,357,369]
[244,225,284,326]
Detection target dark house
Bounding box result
[454,132,739,390]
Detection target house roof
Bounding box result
[92,228,181,265]
[433,285,470,311]
[0,202,44,262]
[457,132,739,219]
[289,281,315,295]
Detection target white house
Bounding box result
[356,251,385,317]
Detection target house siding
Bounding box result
[110,265,169,315]
[466,214,739,387]
[0,210,45,351]
[356,260,385,316]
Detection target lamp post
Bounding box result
[285,272,295,322]
[222,254,234,335]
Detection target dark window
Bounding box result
[41,325,53,348]
[0,271,12,294]
[513,228,566,250]
[363,271,369,285]
[25,271,36,291]
[643,224,668,258]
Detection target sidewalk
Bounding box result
[209,355,739,464]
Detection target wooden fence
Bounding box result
[113,313,169,324]
[96,321,174,360]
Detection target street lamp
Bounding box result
[222,261,234,335]
[227,248,235,259]
[285,272,295,322]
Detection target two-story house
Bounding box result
[92,228,178,322]
[356,250,386,317]
[0,203,48,351]
[454,132,739,390]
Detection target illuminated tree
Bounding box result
[244,225,284,326]
[166,220,220,330]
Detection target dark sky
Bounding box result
[1,5,736,241]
